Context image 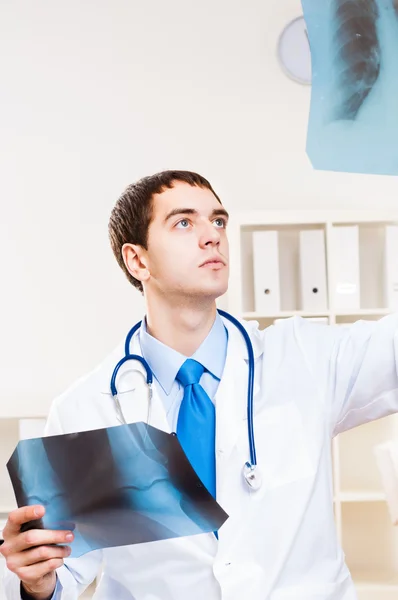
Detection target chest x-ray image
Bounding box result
[302,0,398,175]
[7,422,228,557]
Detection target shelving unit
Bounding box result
[227,210,398,600]
[0,419,46,599]
[0,420,20,518]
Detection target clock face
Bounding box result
[277,16,312,85]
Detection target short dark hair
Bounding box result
[108,170,222,292]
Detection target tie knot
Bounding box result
[176,359,205,387]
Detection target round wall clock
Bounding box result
[277,16,312,85]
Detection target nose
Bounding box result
[199,221,221,248]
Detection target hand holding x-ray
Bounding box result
[0,504,73,599]
[5,422,228,558]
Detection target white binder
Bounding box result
[332,225,360,311]
[299,229,328,311]
[384,225,398,311]
[252,230,280,314]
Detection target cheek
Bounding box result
[220,236,229,257]
[149,241,192,277]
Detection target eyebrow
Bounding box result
[164,207,230,223]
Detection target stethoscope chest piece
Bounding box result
[243,462,262,491]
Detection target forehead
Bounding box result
[151,182,220,217]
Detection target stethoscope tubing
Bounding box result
[110,309,257,469]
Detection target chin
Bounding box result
[194,281,228,300]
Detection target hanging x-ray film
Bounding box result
[302,0,398,175]
[7,422,228,557]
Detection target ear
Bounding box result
[122,243,150,284]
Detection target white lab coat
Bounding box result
[4,314,398,600]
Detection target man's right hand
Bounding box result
[0,505,74,600]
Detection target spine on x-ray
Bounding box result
[332,0,381,120]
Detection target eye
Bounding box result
[175,219,190,229]
[213,218,227,228]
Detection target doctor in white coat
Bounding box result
[2,170,398,600]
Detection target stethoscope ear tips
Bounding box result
[243,462,262,491]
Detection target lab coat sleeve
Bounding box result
[294,313,398,435]
[3,402,103,600]
[3,554,101,600]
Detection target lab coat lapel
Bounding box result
[215,318,262,466]
[214,343,247,465]
[215,317,263,550]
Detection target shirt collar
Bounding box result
[139,312,228,395]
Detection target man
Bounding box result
[2,170,398,600]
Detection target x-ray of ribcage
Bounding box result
[302,0,398,175]
[332,0,381,121]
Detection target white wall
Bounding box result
[1,0,397,415]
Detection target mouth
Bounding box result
[199,258,226,268]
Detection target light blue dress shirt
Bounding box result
[139,313,228,431]
[45,314,228,600]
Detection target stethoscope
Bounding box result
[110,309,261,491]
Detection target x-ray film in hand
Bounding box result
[7,422,228,557]
[302,0,398,175]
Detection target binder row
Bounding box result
[252,226,398,315]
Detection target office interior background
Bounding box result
[1,0,398,599]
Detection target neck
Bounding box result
[145,295,218,356]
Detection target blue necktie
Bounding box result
[176,359,216,498]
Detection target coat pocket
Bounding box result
[271,576,354,599]
[247,401,316,490]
